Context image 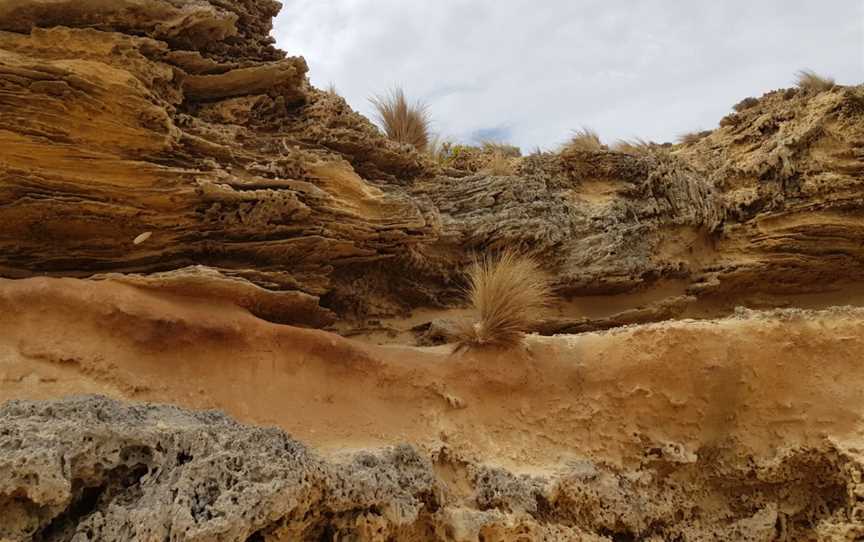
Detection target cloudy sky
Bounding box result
[273,1,863,151]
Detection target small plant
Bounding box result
[732,96,759,112]
[563,127,603,152]
[677,130,711,145]
[795,70,835,92]
[482,151,515,175]
[428,135,455,165]
[611,138,653,155]
[370,87,431,152]
[448,144,471,160]
[480,140,522,158]
[455,250,552,351]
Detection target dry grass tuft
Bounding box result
[611,138,653,155]
[796,70,835,92]
[563,127,603,152]
[482,151,515,175]
[480,140,522,158]
[677,130,712,145]
[732,96,759,112]
[455,250,552,350]
[370,87,431,151]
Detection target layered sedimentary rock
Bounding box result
[1,0,862,326]
[0,0,434,326]
[2,278,864,539]
[2,387,863,540]
[2,2,864,539]
[679,87,864,297]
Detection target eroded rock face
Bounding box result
[0,397,439,541]
[1,0,862,325]
[0,1,436,325]
[2,3,863,540]
[2,276,864,539]
[412,151,726,298]
[678,85,864,297]
[1,396,862,542]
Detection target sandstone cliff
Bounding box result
[1,0,862,330]
[3,395,864,541]
[1,1,864,541]
[3,269,864,540]
[0,0,436,328]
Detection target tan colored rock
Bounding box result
[676,86,864,297]
[183,57,308,101]
[0,0,863,330]
[0,7,439,322]
[94,265,335,326]
[1,279,864,540]
[0,0,283,60]
[3,1,864,540]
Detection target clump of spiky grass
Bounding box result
[370,87,431,151]
[455,250,552,350]
[611,138,653,155]
[796,70,835,92]
[677,130,711,145]
[480,140,521,158]
[732,96,759,112]
[563,127,603,152]
[482,151,515,175]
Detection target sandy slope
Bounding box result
[4,277,864,539]
[3,276,864,471]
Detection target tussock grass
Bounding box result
[796,70,835,92]
[455,250,552,350]
[482,151,515,175]
[480,140,521,158]
[677,130,711,145]
[732,97,759,112]
[563,127,603,152]
[370,87,431,151]
[611,138,653,155]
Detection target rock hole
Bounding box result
[34,480,105,541]
[177,450,193,466]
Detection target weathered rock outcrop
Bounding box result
[2,276,864,539]
[678,86,864,297]
[2,2,864,540]
[1,0,862,327]
[0,0,435,326]
[411,151,725,298]
[2,396,863,542]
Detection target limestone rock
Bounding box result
[0,0,862,327]
[0,3,438,323]
[1,396,861,541]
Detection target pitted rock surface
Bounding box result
[1,397,862,541]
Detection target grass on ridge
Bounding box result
[370,87,431,152]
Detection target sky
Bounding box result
[273,0,864,151]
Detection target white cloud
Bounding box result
[273,0,864,151]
